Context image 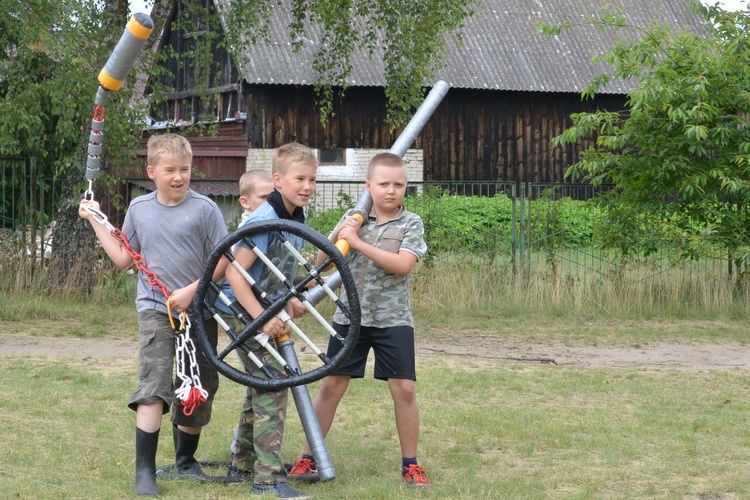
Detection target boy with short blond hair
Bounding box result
[217,142,317,499]
[289,152,431,487]
[79,133,229,496]
[238,169,274,224]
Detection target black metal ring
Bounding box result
[193,219,360,390]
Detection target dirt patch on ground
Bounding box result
[0,332,138,358]
[2,331,750,372]
[417,340,750,372]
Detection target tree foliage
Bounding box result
[0,0,153,290]
[541,1,750,267]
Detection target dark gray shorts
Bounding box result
[326,322,416,381]
[128,309,219,427]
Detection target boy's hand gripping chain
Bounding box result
[192,219,361,482]
[83,205,206,416]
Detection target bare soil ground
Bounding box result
[2,331,750,372]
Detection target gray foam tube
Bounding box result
[278,340,336,481]
[98,13,154,91]
[303,81,450,305]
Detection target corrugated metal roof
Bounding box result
[215,0,707,94]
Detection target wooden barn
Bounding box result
[132,0,706,209]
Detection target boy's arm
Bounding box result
[227,246,286,337]
[167,256,230,314]
[338,225,418,276]
[78,199,133,269]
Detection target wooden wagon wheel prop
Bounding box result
[192,219,360,391]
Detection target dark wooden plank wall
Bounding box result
[422,89,625,183]
[150,0,239,123]
[135,122,248,180]
[244,86,400,150]
[243,85,626,183]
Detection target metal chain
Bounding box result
[173,315,207,416]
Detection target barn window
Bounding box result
[318,149,346,165]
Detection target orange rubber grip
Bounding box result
[275,333,291,343]
[334,213,365,256]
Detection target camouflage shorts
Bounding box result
[128,309,219,428]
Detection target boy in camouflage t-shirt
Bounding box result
[288,152,432,488]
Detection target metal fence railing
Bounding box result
[0,163,736,292]
[521,182,731,289]
[1,157,62,266]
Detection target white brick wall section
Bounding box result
[244,147,424,211]
[244,149,274,173]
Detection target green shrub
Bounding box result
[307,189,354,236]
[306,187,606,260]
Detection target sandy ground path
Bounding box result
[2,332,750,372]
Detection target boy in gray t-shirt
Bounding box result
[79,133,228,496]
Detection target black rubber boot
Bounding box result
[135,427,161,496]
[173,425,204,475]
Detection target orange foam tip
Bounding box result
[127,15,154,39]
[97,69,123,91]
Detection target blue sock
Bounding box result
[402,457,418,468]
[302,454,315,462]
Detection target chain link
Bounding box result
[174,315,207,416]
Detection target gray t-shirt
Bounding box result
[121,190,228,316]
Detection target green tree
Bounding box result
[0,0,150,290]
[541,1,750,271]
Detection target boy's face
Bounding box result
[273,160,317,212]
[366,164,407,214]
[240,179,274,212]
[146,153,191,206]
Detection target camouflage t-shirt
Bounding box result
[333,206,427,328]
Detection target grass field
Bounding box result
[2,293,750,499]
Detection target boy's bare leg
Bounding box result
[388,378,419,459]
[136,402,164,433]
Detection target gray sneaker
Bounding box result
[250,482,310,499]
[227,463,253,478]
